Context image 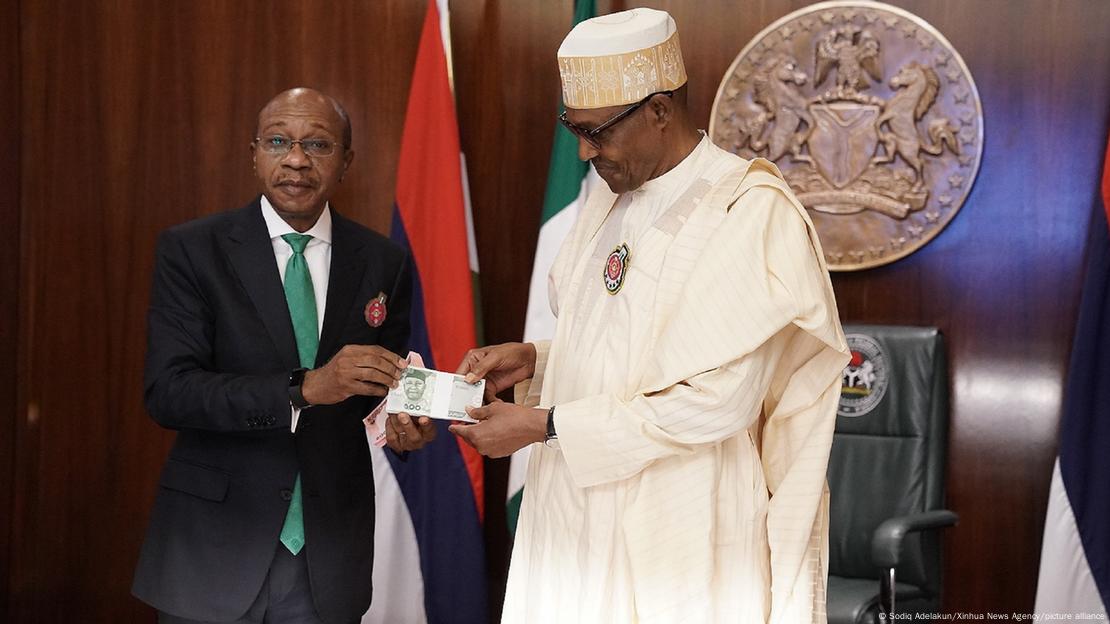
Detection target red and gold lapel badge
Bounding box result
[603,243,630,295]
[364,292,388,328]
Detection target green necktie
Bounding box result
[279,233,318,556]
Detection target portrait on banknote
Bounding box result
[399,368,434,413]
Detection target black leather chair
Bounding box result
[826,325,958,624]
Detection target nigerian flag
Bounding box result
[508,0,597,536]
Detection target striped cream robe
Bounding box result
[507,136,849,624]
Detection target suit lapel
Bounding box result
[317,210,366,365]
[221,200,300,371]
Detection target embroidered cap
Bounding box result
[557,8,687,110]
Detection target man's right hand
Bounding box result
[456,342,537,402]
[302,345,407,406]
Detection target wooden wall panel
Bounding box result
[7,0,1110,621]
[453,0,574,347]
[1,0,20,618]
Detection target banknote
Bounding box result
[385,364,484,423]
[364,399,389,448]
[366,351,430,447]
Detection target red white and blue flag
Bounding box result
[363,1,486,622]
[1034,133,1110,618]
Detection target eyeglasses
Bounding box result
[254,135,342,157]
[558,90,674,150]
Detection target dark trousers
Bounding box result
[158,545,350,624]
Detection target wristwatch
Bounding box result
[544,405,558,446]
[288,367,312,409]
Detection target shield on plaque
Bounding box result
[808,102,881,188]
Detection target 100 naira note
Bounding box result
[385,365,485,423]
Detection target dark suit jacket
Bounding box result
[132,198,411,624]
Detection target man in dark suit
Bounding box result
[133,88,436,624]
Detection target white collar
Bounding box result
[260,195,333,244]
[635,132,711,196]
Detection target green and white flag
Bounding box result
[508,0,598,536]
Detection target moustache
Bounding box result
[591,159,618,173]
[275,179,316,188]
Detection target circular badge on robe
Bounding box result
[838,333,889,418]
[603,243,630,295]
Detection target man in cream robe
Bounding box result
[452,9,849,623]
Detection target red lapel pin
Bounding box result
[364,292,388,328]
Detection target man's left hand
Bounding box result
[448,400,547,458]
[385,412,437,453]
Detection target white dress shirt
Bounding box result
[260,195,332,431]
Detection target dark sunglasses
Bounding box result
[558,90,674,150]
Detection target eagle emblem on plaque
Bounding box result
[710,1,983,270]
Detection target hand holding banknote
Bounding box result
[448,399,548,458]
[368,351,476,452]
[366,395,437,453]
[384,409,436,453]
[364,351,438,453]
[303,344,407,405]
[456,342,537,401]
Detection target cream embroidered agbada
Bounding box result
[507,137,849,624]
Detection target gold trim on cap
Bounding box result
[559,32,687,109]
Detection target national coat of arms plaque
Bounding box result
[710,1,983,271]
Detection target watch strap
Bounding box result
[288,368,311,409]
[545,405,557,440]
